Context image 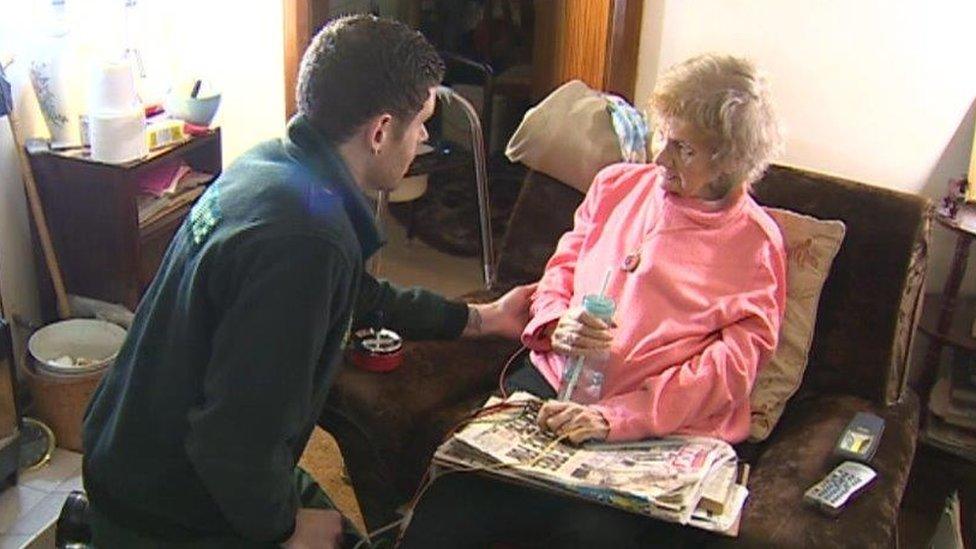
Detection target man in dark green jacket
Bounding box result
[82,15,533,548]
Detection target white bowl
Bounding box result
[164,93,221,126]
[28,319,127,376]
[366,143,434,203]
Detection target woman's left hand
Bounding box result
[537,401,610,444]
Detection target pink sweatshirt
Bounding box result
[521,163,786,443]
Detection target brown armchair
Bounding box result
[320,165,931,547]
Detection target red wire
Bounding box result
[391,347,532,545]
[498,345,528,399]
[394,398,530,546]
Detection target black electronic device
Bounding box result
[832,412,885,464]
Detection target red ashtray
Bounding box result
[347,328,403,373]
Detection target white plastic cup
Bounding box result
[90,107,147,164]
[89,60,140,113]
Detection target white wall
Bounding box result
[0,0,285,356]
[140,0,287,162]
[636,0,976,294]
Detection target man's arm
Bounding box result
[355,271,535,341]
[353,273,469,340]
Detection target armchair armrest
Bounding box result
[722,391,919,548]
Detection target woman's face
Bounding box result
[653,118,723,199]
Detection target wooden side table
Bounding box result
[914,212,976,546]
[26,131,222,315]
[918,213,976,414]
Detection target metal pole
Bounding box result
[367,189,389,278]
[436,86,496,290]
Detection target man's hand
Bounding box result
[537,400,610,444]
[282,508,344,549]
[550,306,613,358]
[463,283,537,339]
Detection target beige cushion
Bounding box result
[505,80,622,194]
[749,208,847,442]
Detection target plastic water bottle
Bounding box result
[560,294,616,404]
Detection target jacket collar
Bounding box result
[283,115,383,260]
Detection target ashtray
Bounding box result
[348,327,403,372]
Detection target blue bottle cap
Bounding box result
[582,294,616,320]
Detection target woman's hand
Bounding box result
[537,400,610,444]
[549,306,613,357]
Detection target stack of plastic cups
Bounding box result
[88,59,146,164]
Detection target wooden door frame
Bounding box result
[283,0,314,120]
[282,0,643,117]
[605,0,643,102]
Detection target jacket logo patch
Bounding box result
[189,190,221,245]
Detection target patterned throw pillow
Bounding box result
[749,208,847,442]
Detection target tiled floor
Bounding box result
[0,449,83,548]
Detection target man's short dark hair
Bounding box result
[297,15,445,144]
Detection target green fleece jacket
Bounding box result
[82,116,469,543]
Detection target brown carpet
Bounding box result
[388,158,525,257]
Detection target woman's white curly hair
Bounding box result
[650,54,782,189]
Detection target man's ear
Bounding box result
[367,113,394,155]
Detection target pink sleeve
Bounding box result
[593,241,787,442]
[520,165,624,351]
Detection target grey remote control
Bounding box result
[803,461,877,516]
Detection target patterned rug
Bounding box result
[389,158,526,257]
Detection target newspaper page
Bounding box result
[436,392,738,525]
[689,484,749,533]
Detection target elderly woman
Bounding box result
[400,54,785,548]
[525,53,786,445]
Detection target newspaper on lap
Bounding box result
[433,392,748,535]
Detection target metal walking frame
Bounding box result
[370,85,497,291]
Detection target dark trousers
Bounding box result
[399,355,706,548]
[501,353,557,399]
[90,467,364,548]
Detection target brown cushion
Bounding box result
[719,391,919,548]
[749,209,846,441]
[504,80,622,194]
[496,172,584,286]
[751,167,930,404]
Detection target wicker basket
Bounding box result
[24,318,125,452]
[24,365,106,452]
